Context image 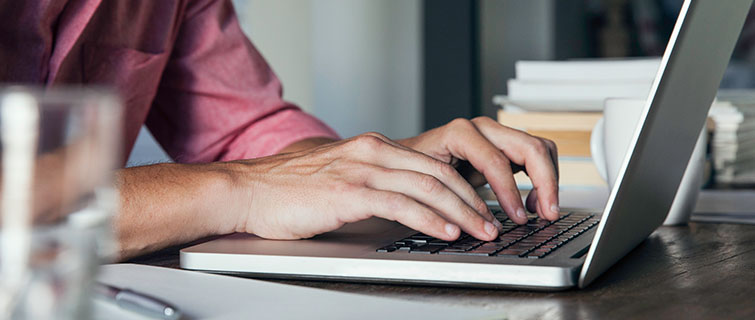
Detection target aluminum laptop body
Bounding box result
[180,0,751,290]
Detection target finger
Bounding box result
[536,194,546,220]
[365,190,461,241]
[527,140,559,220]
[471,117,560,221]
[544,139,560,181]
[440,119,528,224]
[363,166,498,240]
[525,189,537,214]
[349,133,497,227]
[525,189,546,219]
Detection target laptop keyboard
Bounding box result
[376,211,600,259]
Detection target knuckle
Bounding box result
[529,138,549,155]
[352,134,385,150]
[435,161,457,179]
[413,211,436,228]
[362,131,388,140]
[448,117,474,131]
[417,174,444,194]
[383,193,409,211]
[474,200,490,216]
[332,181,358,194]
[489,153,510,168]
[542,138,557,151]
[471,116,494,126]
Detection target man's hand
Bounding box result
[398,117,559,224]
[227,117,559,243]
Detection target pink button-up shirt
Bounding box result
[0,0,339,164]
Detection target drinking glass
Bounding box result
[0,87,122,320]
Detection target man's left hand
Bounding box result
[398,117,560,224]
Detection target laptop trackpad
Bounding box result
[186,218,409,258]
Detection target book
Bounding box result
[496,109,602,131]
[513,157,607,189]
[506,80,653,104]
[708,91,755,185]
[496,109,606,188]
[514,58,661,82]
[497,109,601,157]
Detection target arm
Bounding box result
[114,137,334,260]
[114,163,238,259]
[114,0,339,259]
[145,0,338,163]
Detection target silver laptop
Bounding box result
[180,0,752,290]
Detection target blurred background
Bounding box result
[128,0,755,169]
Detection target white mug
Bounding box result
[590,98,706,225]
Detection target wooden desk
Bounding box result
[131,222,755,319]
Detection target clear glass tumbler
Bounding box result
[0,87,122,320]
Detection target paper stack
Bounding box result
[709,90,755,187]
[496,58,661,189]
[503,58,661,111]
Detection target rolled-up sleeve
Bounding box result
[146,0,338,163]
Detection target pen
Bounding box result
[94,282,182,320]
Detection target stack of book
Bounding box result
[495,58,660,189]
[709,90,755,187]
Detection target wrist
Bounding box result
[200,161,255,236]
[210,160,269,237]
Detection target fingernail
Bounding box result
[550,204,560,215]
[493,218,504,231]
[445,223,459,237]
[516,208,526,220]
[484,221,497,237]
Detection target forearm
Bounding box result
[113,162,242,260]
[112,137,337,261]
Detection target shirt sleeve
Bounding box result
[145,0,339,163]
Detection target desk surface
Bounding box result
[131,222,755,320]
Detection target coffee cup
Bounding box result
[590,98,706,225]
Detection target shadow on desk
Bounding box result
[128,223,755,320]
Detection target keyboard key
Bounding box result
[447,243,480,251]
[476,243,502,251]
[438,248,466,254]
[462,248,499,256]
[525,235,553,241]
[496,249,527,258]
[438,249,486,256]
[410,244,446,254]
[506,243,535,251]
[376,245,398,252]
